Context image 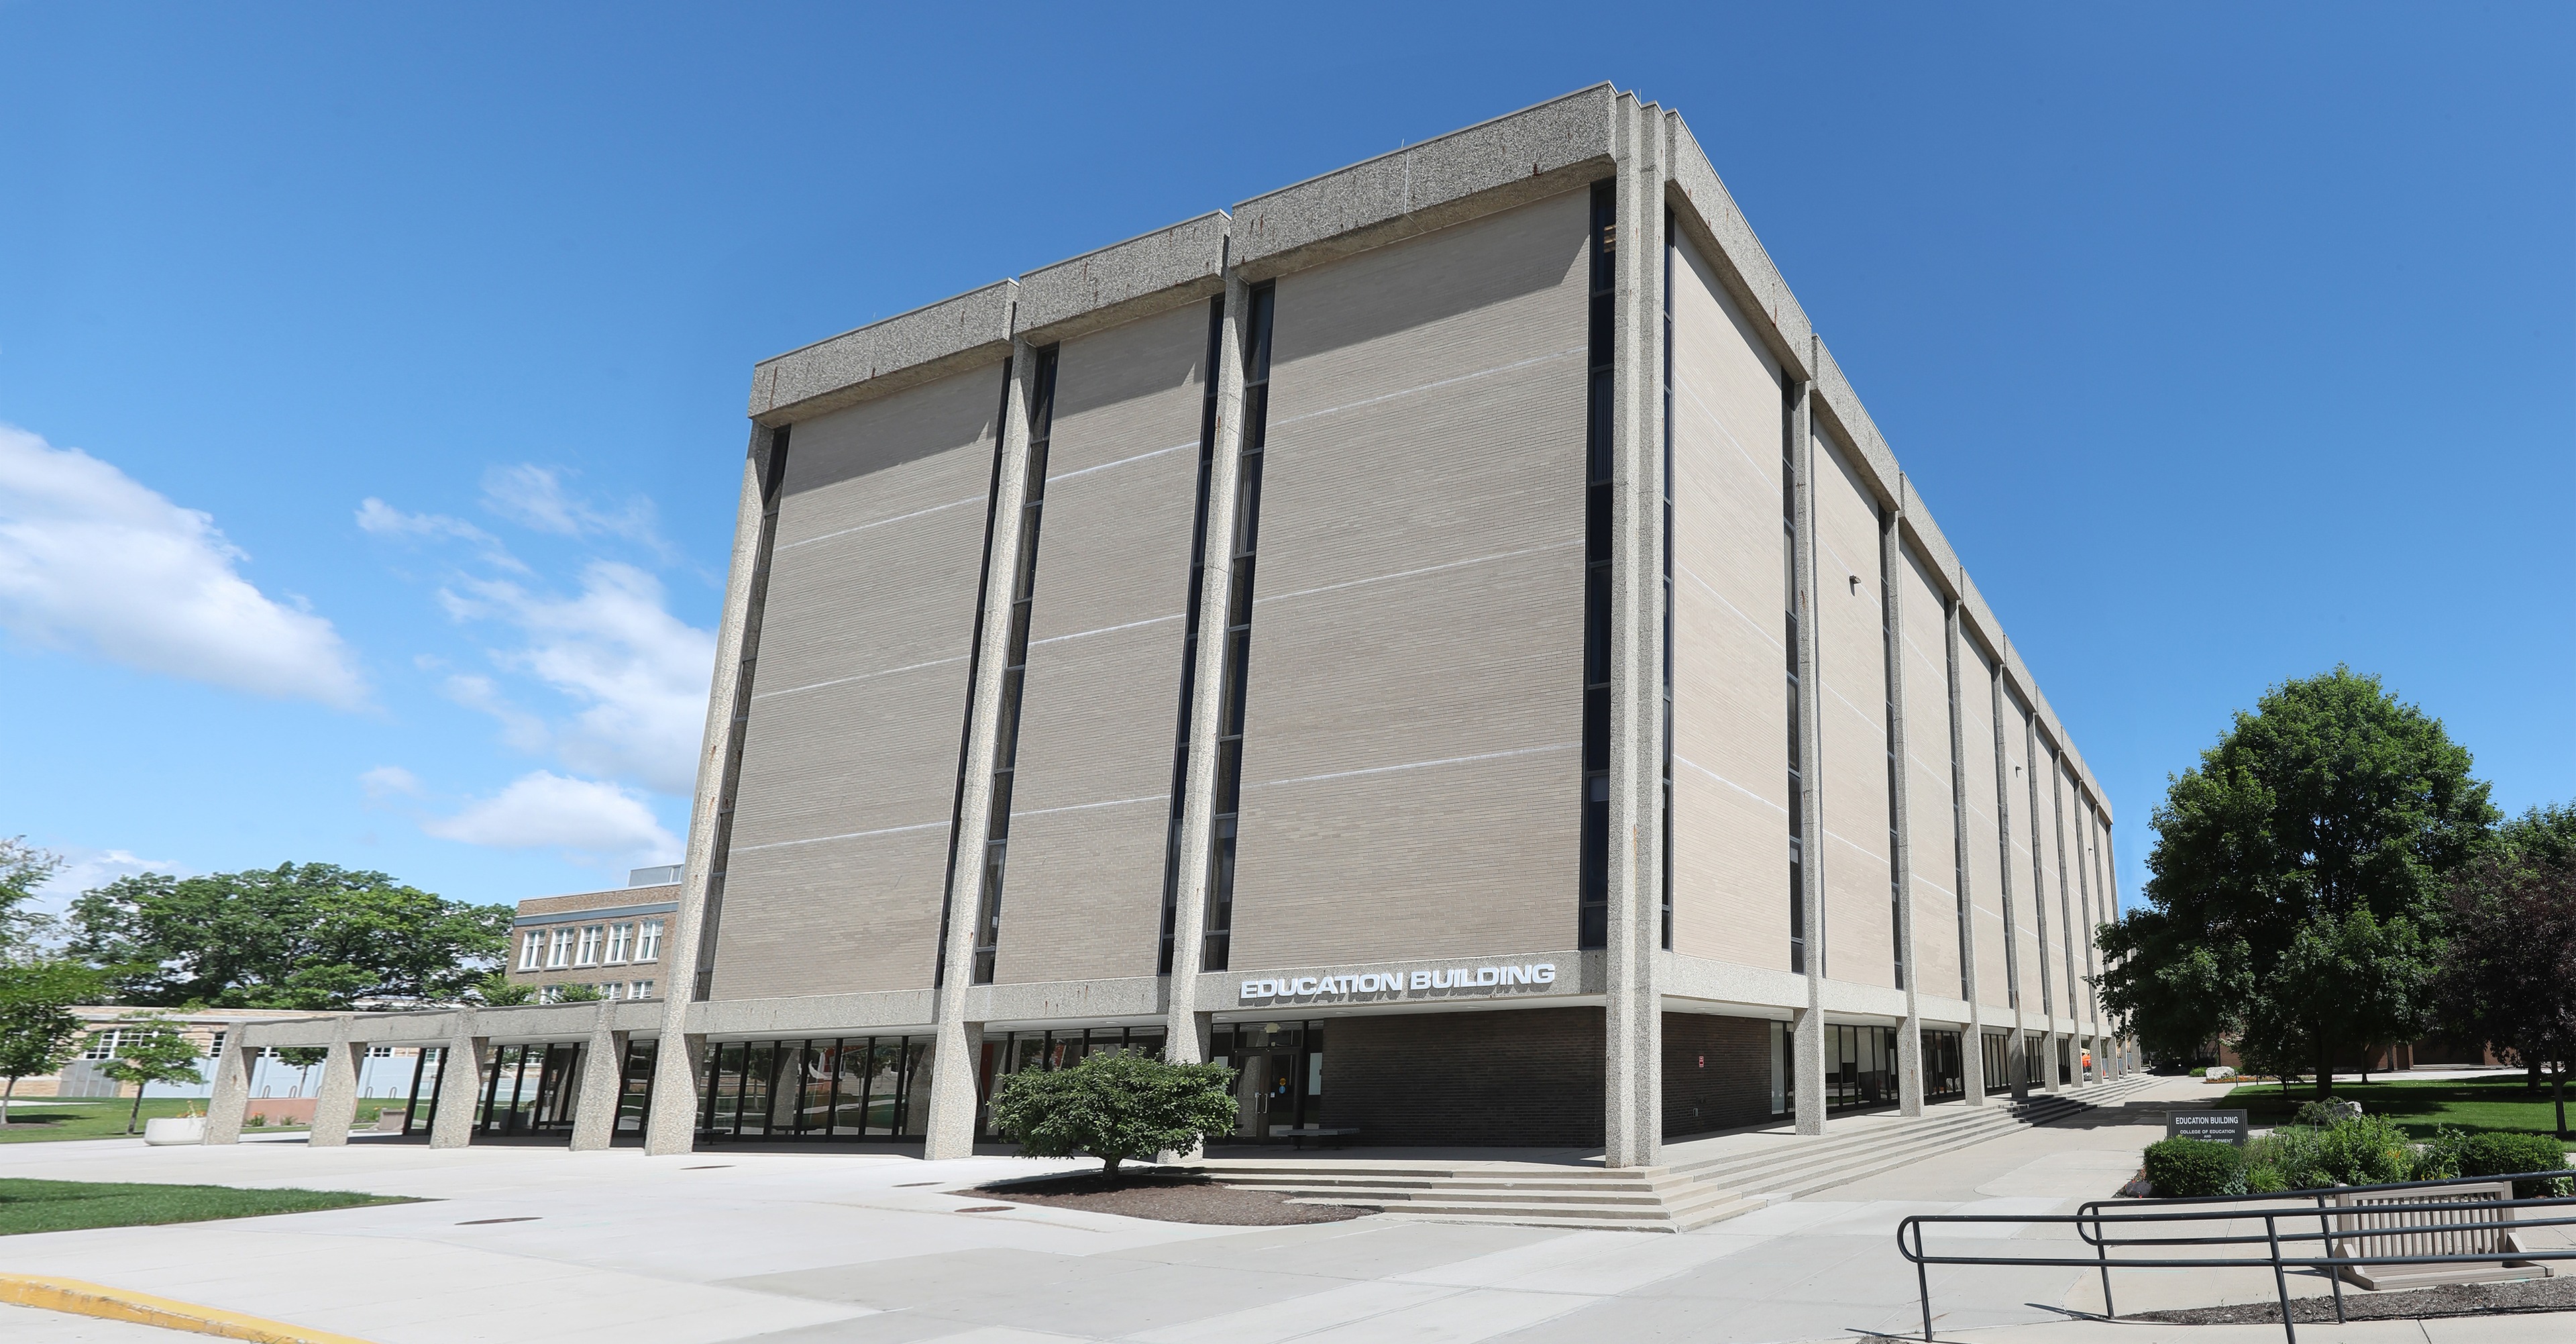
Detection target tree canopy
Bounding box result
[0,836,62,954]
[68,863,511,1009]
[0,959,104,1121]
[2098,668,2494,1094]
[2438,839,2576,1133]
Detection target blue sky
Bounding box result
[2,3,2568,918]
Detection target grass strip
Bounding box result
[0,1178,413,1237]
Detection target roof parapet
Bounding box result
[751,279,1017,423]
[1014,211,1231,344]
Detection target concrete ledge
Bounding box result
[688,987,936,1039]
[751,279,1016,424]
[1014,212,1230,345]
[968,975,1163,1026]
[1665,111,1813,380]
[0,1275,375,1344]
[1230,83,1616,278]
[1812,339,1903,511]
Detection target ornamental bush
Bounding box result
[2459,1131,2575,1199]
[2309,1112,2414,1186]
[985,1049,1239,1180]
[2145,1136,2248,1198]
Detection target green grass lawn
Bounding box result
[0,1178,411,1236]
[2226,1073,2576,1139]
[0,1097,409,1143]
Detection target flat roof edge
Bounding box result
[751,279,1017,423]
[1015,211,1232,342]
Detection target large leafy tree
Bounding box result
[2097,668,2493,1096]
[0,960,103,1123]
[1,836,63,953]
[2438,831,2576,1135]
[69,864,511,1009]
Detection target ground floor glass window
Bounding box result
[1921,1029,1965,1103]
[697,1036,932,1141]
[1980,1030,2012,1096]
[1827,1024,1898,1113]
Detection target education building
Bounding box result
[205,85,2128,1166]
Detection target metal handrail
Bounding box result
[1895,1169,2576,1344]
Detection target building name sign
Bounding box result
[2166,1108,2249,1147]
[1240,963,1558,1002]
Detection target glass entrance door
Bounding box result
[1233,1053,1296,1139]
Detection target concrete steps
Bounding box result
[1190,1074,2159,1234]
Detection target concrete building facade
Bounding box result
[209,85,2123,1166]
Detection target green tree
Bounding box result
[0,960,104,1124]
[69,864,511,1009]
[2097,668,2494,1096]
[985,1051,1240,1180]
[93,1017,207,1135]
[2437,841,2576,1136]
[474,972,537,1006]
[547,982,605,1003]
[0,836,64,953]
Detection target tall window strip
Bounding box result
[1578,178,1615,951]
[1992,670,2020,1009]
[1784,403,1807,974]
[2051,762,2076,1017]
[934,360,1019,988]
[1880,508,1904,990]
[1659,207,1674,953]
[1201,282,1275,974]
[1945,599,1974,1001]
[694,424,792,999]
[2027,723,2052,1015]
[967,347,1059,984]
[1157,297,1228,974]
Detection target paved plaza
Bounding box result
[1,1076,2563,1344]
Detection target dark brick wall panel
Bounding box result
[1320,1008,1603,1147]
[1663,1012,1775,1138]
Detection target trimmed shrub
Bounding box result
[2460,1131,2575,1199]
[985,1049,1239,1180]
[2310,1113,2414,1186]
[2145,1137,2248,1198]
[2247,1165,2288,1194]
[2189,1067,2207,1078]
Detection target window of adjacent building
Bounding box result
[547,927,572,970]
[575,925,604,967]
[519,931,542,972]
[970,345,1059,985]
[629,980,655,1000]
[81,1029,121,1059]
[1201,281,1277,974]
[368,1045,394,1058]
[635,919,662,963]
[208,1031,226,1057]
[1578,178,1614,951]
[605,922,631,964]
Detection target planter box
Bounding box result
[142,1117,205,1146]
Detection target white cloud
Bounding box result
[423,771,680,862]
[25,845,184,919]
[480,464,669,557]
[0,424,367,707]
[358,765,423,800]
[355,497,527,573]
[441,562,713,794]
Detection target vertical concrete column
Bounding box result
[568,1002,626,1152]
[428,1013,489,1149]
[1946,602,1987,1108]
[1163,270,1249,1068]
[307,1015,362,1148]
[201,1020,257,1145]
[1988,664,2025,1101]
[1882,507,1923,1118]
[647,430,777,1157]
[1790,371,1829,1137]
[924,333,1037,1161]
[1601,93,1668,1168]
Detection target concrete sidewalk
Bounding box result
[0,1075,2557,1344]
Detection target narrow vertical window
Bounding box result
[1659,207,1674,953]
[1994,674,2020,1010]
[936,363,1016,988]
[1945,601,1974,1002]
[1203,283,1275,973]
[1881,510,1904,990]
[1578,178,1615,951]
[1784,413,1806,973]
[969,347,1059,984]
[1159,297,1228,974]
[2029,728,2052,1016]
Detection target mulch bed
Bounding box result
[969,1169,1371,1226]
[2133,1276,2576,1324]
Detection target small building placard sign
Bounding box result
[2167,1108,2249,1146]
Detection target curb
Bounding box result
[0,1275,376,1344]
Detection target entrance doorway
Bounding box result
[1213,1021,1320,1141]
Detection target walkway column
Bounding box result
[1603,90,1668,1168]
[1162,272,1248,1074]
[568,1001,626,1152]
[1790,364,1829,1137]
[428,1011,487,1150]
[925,333,1038,1161]
[201,1020,257,1145]
[307,1015,362,1148]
